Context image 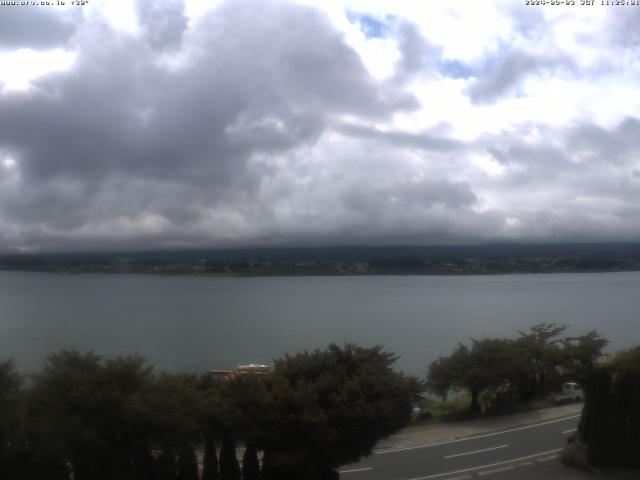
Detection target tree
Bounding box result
[561,330,608,385]
[156,449,178,480]
[29,350,155,480]
[229,344,417,478]
[427,339,516,413]
[146,373,204,450]
[177,444,199,480]
[219,432,241,480]
[512,323,568,401]
[578,346,640,468]
[242,443,261,480]
[0,360,24,478]
[201,431,219,480]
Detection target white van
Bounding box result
[551,382,584,404]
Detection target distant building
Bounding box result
[208,363,272,380]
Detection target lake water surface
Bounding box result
[1,271,639,376]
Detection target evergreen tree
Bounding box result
[578,346,640,468]
[177,444,199,480]
[219,433,241,480]
[135,450,156,480]
[260,450,275,480]
[241,443,260,480]
[28,351,155,480]
[201,431,219,480]
[230,344,417,477]
[156,449,178,480]
[0,360,23,479]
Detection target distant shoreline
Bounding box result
[3,243,640,277]
[3,266,640,278]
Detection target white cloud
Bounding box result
[0,49,75,91]
[2,158,16,170]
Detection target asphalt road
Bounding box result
[339,413,581,480]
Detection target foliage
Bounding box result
[0,360,24,476]
[512,323,569,400]
[237,343,418,474]
[201,431,219,480]
[561,330,608,386]
[29,350,154,480]
[146,372,203,449]
[156,448,178,480]
[177,444,199,480]
[427,323,608,411]
[219,433,241,480]
[578,346,640,468]
[427,338,516,413]
[0,343,426,478]
[241,444,260,480]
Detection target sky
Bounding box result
[0,0,639,253]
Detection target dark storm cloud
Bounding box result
[468,50,573,104]
[135,0,188,50]
[0,0,420,251]
[2,0,638,252]
[0,7,78,49]
[341,178,477,213]
[568,117,640,164]
[477,117,640,212]
[335,123,463,152]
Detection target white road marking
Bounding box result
[562,428,577,434]
[376,415,580,455]
[478,465,515,475]
[444,444,508,459]
[405,448,563,480]
[339,467,373,474]
[536,455,558,463]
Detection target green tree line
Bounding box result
[0,344,419,480]
[426,323,608,413]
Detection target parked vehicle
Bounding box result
[551,382,584,404]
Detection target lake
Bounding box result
[1,271,639,376]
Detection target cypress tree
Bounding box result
[579,347,640,469]
[156,449,178,480]
[219,433,241,480]
[588,367,612,466]
[260,450,275,480]
[317,467,339,480]
[607,371,630,466]
[202,431,219,480]
[177,444,199,480]
[241,444,260,480]
[628,379,640,468]
[135,450,156,480]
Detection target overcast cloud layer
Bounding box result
[0,0,639,252]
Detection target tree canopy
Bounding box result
[427,338,515,412]
[226,343,418,476]
[1,343,418,479]
[427,323,608,412]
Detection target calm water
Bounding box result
[1,271,639,376]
